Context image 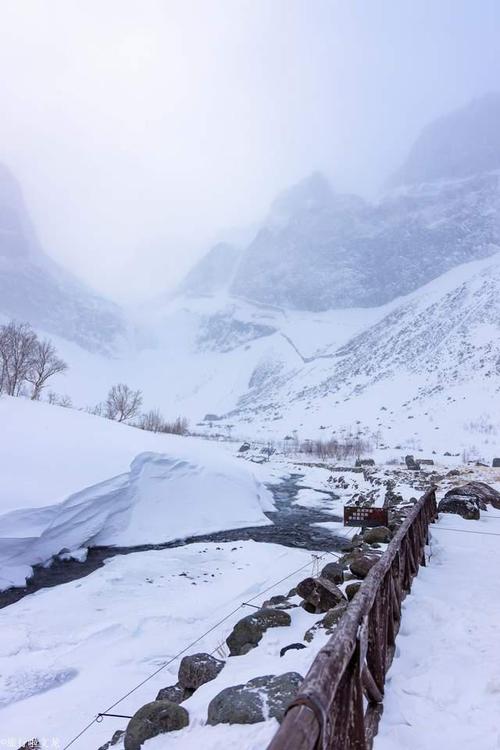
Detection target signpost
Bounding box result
[343,506,389,528]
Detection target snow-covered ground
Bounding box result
[0,540,328,750]
[376,510,500,750]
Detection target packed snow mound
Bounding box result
[0,397,274,590]
[0,450,273,590]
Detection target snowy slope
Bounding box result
[0,397,273,589]
[223,252,500,455]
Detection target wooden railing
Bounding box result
[268,487,437,750]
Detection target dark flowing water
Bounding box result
[0,473,347,610]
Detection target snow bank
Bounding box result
[0,398,273,590]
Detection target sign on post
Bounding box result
[344,506,389,528]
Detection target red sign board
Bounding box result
[344,506,389,528]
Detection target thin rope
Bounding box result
[432,526,500,537]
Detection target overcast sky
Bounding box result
[1,0,499,301]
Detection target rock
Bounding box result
[296,576,346,614]
[445,481,500,510]
[355,458,375,467]
[320,561,344,585]
[124,701,189,750]
[280,642,307,657]
[178,653,225,691]
[405,455,421,470]
[438,494,480,520]
[226,608,291,656]
[349,555,379,579]
[261,594,295,610]
[322,600,348,628]
[363,526,391,544]
[286,587,297,598]
[97,730,125,750]
[419,459,435,466]
[207,673,303,726]
[238,442,251,452]
[17,742,41,750]
[345,582,362,600]
[155,683,192,704]
[493,458,500,468]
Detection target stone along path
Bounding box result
[374,511,500,750]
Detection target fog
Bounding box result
[1,0,499,301]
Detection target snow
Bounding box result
[375,511,500,750]
[0,397,273,590]
[0,541,327,750]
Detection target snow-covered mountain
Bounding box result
[0,163,126,353]
[182,94,500,312]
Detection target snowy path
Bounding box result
[375,512,500,750]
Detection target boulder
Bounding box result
[493,458,500,468]
[444,481,500,510]
[405,455,421,470]
[207,673,303,726]
[97,731,125,750]
[155,683,192,704]
[438,494,480,520]
[226,608,291,656]
[349,555,379,579]
[322,600,349,628]
[280,643,307,657]
[178,653,225,691]
[345,582,362,600]
[363,526,391,544]
[124,701,189,750]
[296,576,346,614]
[238,442,251,452]
[355,459,375,467]
[320,561,344,585]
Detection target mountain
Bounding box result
[182,95,500,313]
[392,92,500,186]
[0,163,126,353]
[179,242,242,297]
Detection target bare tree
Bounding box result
[139,408,165,433]
[27,338,68,400]
[105,383,143,423]
[0,321,37,396]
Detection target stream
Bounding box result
[0,473,348,610]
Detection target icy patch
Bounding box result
[0,668,78,707]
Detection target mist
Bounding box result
[1,0,499,302]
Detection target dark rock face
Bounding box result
[320,562,344,585]
[155,684,192,704]
[363,526,391,544]
[444,481,500,510]
[438,495,480,520]
[492,458,500,468]
[207,672,303,726]
[226,608,291,656]
[177,653,225,691]
[296,576,346,613]
[349,555,379,579]
[124,701,189,750]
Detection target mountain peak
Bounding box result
[392,92,500,186]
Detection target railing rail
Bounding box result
[268,487,437,750]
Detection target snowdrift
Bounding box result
[0,398,273,590]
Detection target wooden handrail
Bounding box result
[267,487,437,750]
